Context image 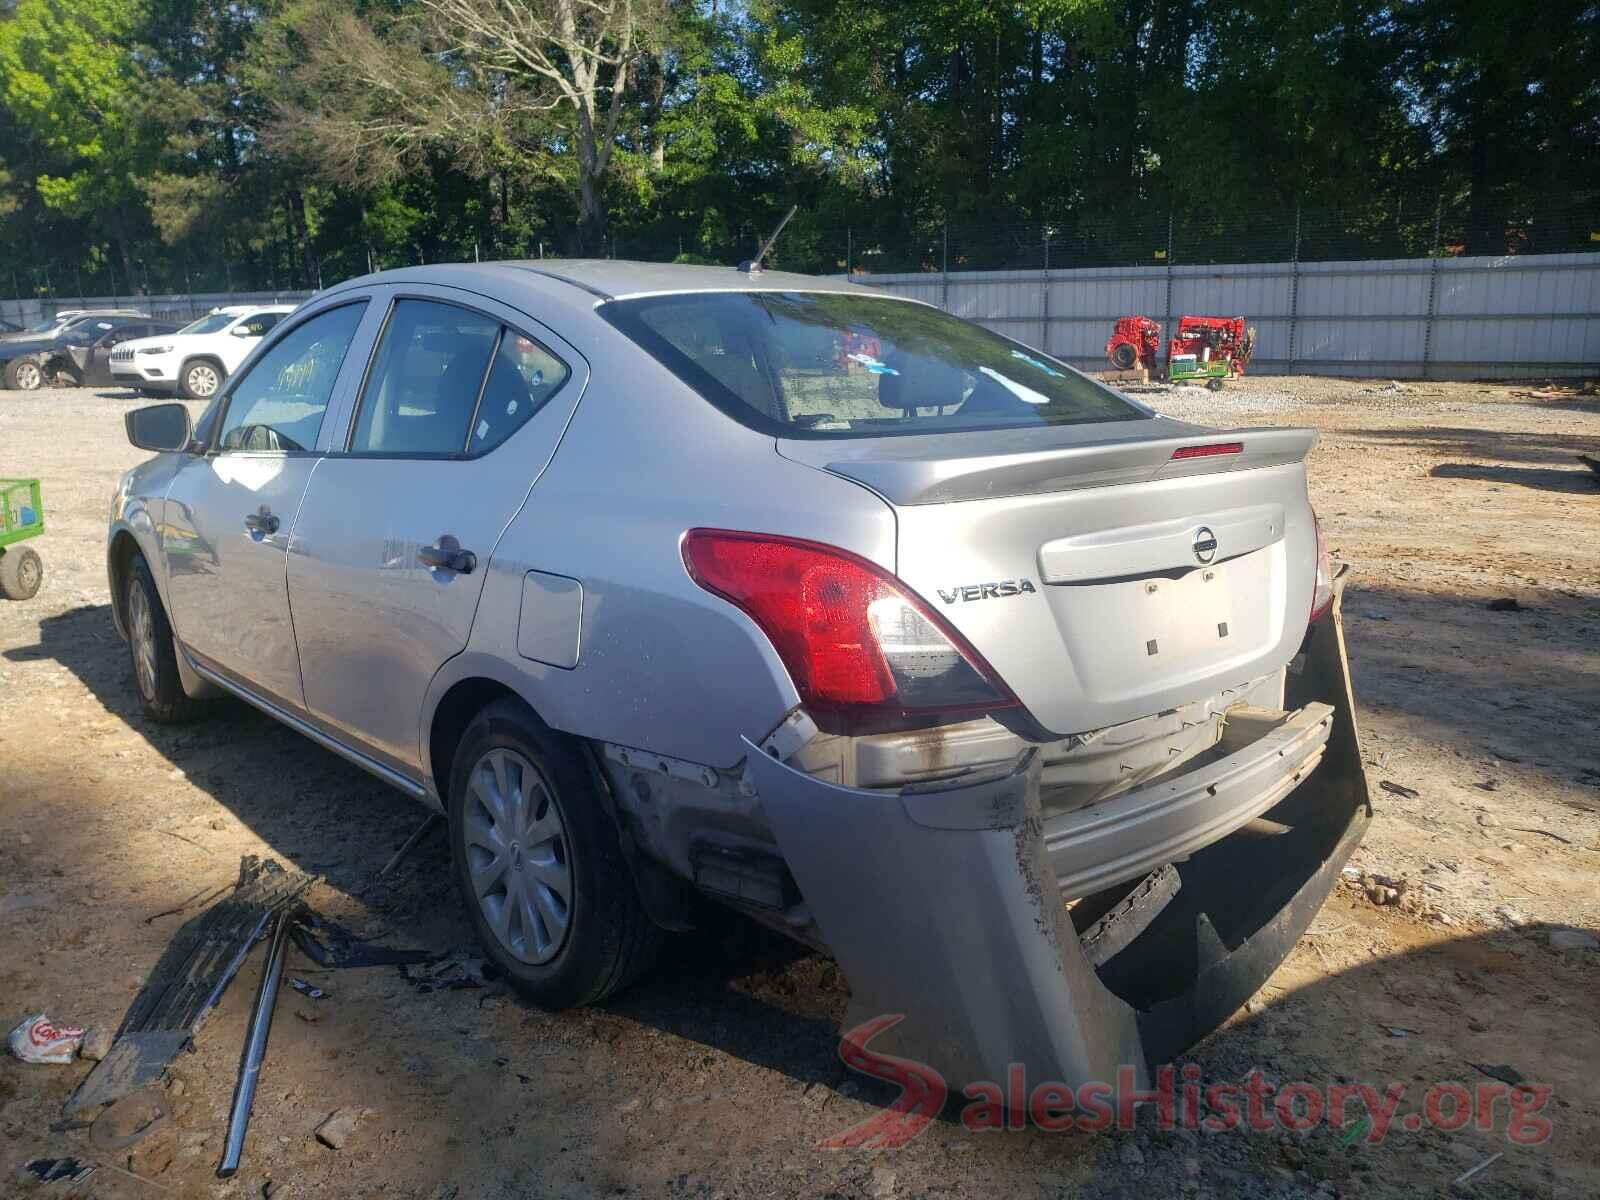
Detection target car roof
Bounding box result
[319,259,882,307]
[503,259,869,301]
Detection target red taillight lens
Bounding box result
[1309,515,1334,623]
[682,529,1018,730]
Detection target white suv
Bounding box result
[112,304,295,398]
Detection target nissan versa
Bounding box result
[107,262,1367,1090]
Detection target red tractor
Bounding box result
[1106,314,1256,389]
[1106,315,1162,373]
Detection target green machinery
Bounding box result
[0,477,45,600]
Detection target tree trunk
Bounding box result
[287,189,320,287]
[648,57,666,171]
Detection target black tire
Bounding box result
[1109,341,1138,371]
[124,553,207,723]
[0,547,42,600]
[4,357,43,390]
[180,359,224,400]
[448,698,660,1008]
[1206,377,1225,392]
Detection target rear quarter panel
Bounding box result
[424,312,898,775]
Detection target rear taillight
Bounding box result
[1309,515,1334,623]
[682,529,1019,732]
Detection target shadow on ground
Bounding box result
[1344,425,1600,469]
[1431,462,1600,494]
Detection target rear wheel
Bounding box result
[448,699,659,1007]
[5,358,43,390]
[181,360,222,399]
[125,553,207,722]
[0,547,42,600]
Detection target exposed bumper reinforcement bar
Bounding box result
[746,571,1368,1092]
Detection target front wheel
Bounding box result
[0,547,42,600]
[181,360,223,399]
[5,358,43,390]
[448,699,660,1008]
[124,554,207,722]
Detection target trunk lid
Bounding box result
[778,417,1320,736]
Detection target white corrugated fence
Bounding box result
[851,251,1599,380]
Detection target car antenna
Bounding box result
[739,205,798,276]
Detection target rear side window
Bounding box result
[601,292,1146,438]
[349,298,570,457]
[217,302,368,452]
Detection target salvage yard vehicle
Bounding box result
[112,304,295,398]
[106,262,1367,1093]
[0,311,179,390]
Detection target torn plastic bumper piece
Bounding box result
[746,573,1369,1091]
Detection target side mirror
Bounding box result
[126,403,193,453]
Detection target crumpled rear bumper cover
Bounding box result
[746,573,1368,1090]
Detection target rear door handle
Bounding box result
[244,509,280,536]
[418,535,476,574]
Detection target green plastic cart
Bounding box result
[0,478,45,600]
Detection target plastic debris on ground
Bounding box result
[7,1014,86,1064]
[21,1157,97,1185]
[64,855,316,1114]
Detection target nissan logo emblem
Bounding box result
[1193,526,1218,564]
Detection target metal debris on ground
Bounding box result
[1379,780,1420,799]
[7,1014,86,1064]
[376,812,445,879]
[218,909,294,1179]
[1451,1150,1504,1188]
[289,977,328,1000]
[64,856,316,1114]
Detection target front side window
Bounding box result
[601,292,1146,438]
[216,302,367,453]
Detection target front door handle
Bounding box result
[244,508,280,536]
[418,534,476,575]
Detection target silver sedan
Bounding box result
[107,261,1367,1093]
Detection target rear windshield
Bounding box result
[601,291,1147,438]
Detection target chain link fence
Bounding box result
[3,191,1595,317]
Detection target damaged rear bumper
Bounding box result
[746,572,1368,1090]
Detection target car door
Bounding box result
[287,289,587,777]
[161,298,376,710]
[83,324,148,385]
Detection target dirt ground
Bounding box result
[1,374,1597,1199]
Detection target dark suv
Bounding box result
[0,312,180,390]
